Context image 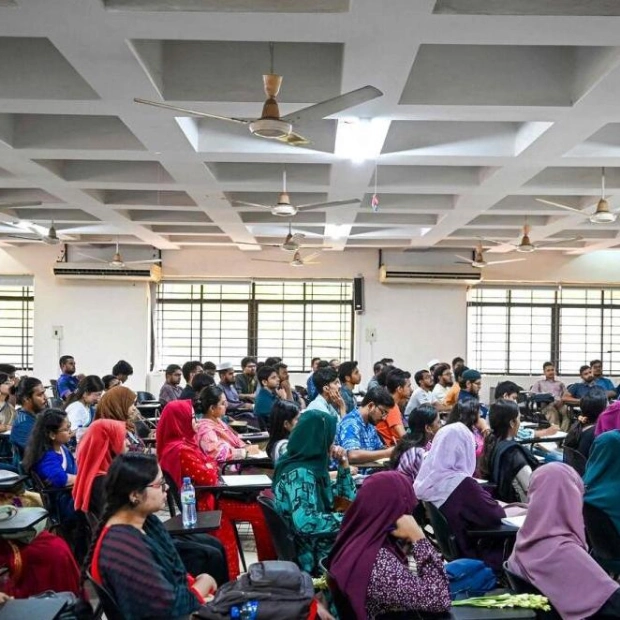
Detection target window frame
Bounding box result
[467,286,620,375]
[0,283,34,371]
[154,280,354,372]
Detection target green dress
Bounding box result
[273,464,356,574]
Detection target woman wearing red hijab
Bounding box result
[328,471,450,619]
[73,419,127,517]
[156,400,275,580]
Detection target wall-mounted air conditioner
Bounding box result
[379,265,481,285]
[53,262,162,282]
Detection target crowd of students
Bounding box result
[1,353,620,618]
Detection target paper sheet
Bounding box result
[222,475,272,487]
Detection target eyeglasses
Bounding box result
[57,427,72,434]
[146,478,169,491]
[375,406,390,418]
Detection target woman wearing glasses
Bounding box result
[87,453,217,619]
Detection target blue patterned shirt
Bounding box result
[335,408,384,452]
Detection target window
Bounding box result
[155,280,353,371]
[0,281,34,370]
[467,287,620,375]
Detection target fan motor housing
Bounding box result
[249,117,292,139]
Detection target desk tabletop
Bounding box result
[518,431,567,444]
[196,474,272,493]
[0,474,27,492]
[465,522,519,538]
[163,510,222,535]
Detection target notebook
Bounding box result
[246,450,269,459]
[502,515,526,528]
[221,474,272,487]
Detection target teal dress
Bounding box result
[273,464,356,574]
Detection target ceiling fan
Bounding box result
[241,220,306,252]
[535,167,619,224]
[77,239,162,267]
[481,223,581,254]
[2,220,67,245]
[234,170,361,216]
[454,242,526,268]
[134,44,382,147]
[252,249,322,267]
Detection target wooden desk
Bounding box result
[163,510,222,536]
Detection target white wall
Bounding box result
[0,245,150,390]
[2,243,619,390]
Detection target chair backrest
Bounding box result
[317,557,358,619]
[136,391,156,403]
[256,494,298,563]
[502,562,561,620]
[29,470,62,525]
[583,502,620,561]
[162,470,180,516]
[423,501,460,561]
[86,570,124,620]
[562,446,587,477]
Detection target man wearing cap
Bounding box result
[217,361,254,417]
[458,368,489,418]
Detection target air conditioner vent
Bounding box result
[53,263,162,282]
[379,265,481,285]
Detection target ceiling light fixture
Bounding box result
[335,118,389,164]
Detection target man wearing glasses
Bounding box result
[334,387,395,466]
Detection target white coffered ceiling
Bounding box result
[2,0,620,257]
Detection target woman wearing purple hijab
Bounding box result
[594,400,620,437]
[508,463,620,620]
[414,422,507,570]
[327,471,450,619]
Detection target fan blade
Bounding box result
[233,201,273,210]
[4,234,43,242]
[535,198,588,215]
[76,252,109,263]
[303,261,321,266]
[301,251,322,264]
[122,259,162,265]
[282,86,383,125]
[273,132,311,147]
[297,198,361,212]
[485,258,527,266]
[454,254,474,263]
[251,258,290,264]
[479,237,512,246]
[290,233,305,243]
[133,98,248,125]
[0,201,43,209]
[538,236,582,248]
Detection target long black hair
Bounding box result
[446,399,480,430]
[22,408,67,473]
[389,405,438,470]
[64,375,104,408]
[196,384,224,416]
[83,453,159,581]
[266,400,300,456]
[480,398,519,478]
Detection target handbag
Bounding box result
[31,591,93,620]
[445,558,496,599]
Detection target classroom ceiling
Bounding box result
[2,1,620,257]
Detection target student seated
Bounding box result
[445,399,487,461]
[64,375,104,432]
[73,419,127,518]
[194,385,260,462]
[481,399,539,503]
[595,399,620,437]
[22,409,77,521]
[157,399,275,580]
[96,385,148,443]
[334,387,394,466]
[272,410,355,575]
[265,399,300,462]
[10,377,48,458]
[88,453,217,619]
[508,463,620,619]
[389,405,441,482]
[584,431,620,538]
[328,470,450,619]
[564,387,607,460]
[415,422,515,571]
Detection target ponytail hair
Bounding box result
[480,398,519,479]
[389,405,438,470]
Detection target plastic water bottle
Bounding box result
[180,477,197,528]
[75,424,86,444]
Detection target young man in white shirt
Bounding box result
[432,363,453,403]
[404,369,437,417]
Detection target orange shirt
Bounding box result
[444,383,461,407]
[376,404,406,446]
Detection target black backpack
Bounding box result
[196,561,315,620]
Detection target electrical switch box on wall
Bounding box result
[52,326,63,340]
[365,327,377,343]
